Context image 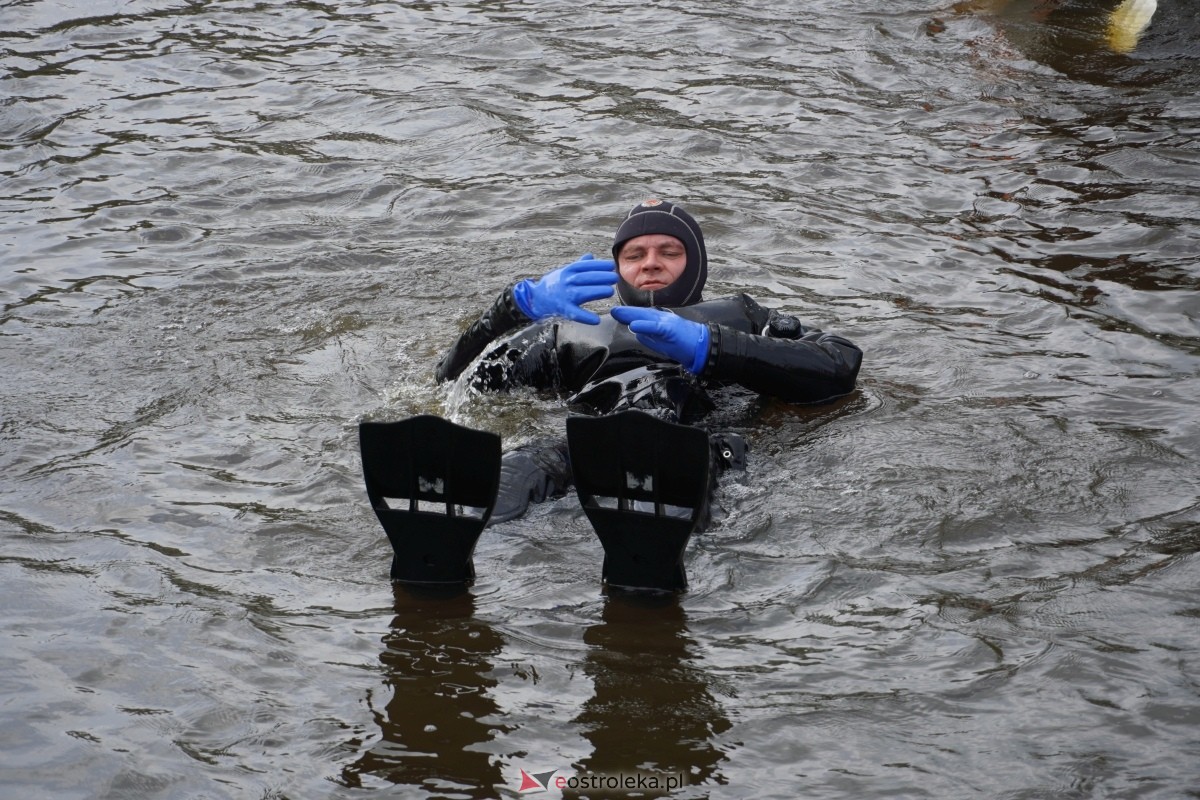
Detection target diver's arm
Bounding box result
[700,321,862,404]
[435,284,530,383]
[436,255,617,383]
[613,294,863,404]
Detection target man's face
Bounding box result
[617,234,687,292]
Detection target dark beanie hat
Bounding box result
[611,198,707,308]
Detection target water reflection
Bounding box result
[953,0,1157,53]
[341,586,731,798]
[945,0,1200,85]
[567,593,730,798]
[341,585,506,797]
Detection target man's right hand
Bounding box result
[512,254,618,325]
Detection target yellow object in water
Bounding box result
[1106,0,1157,53]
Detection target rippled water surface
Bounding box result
[3,1,1198,798]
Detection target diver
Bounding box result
[435,198,864,523]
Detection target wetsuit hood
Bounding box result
[612,198,707,308]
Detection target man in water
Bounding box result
[436,199,863,522]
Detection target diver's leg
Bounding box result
[710,431,748,473]
[693,430,748,533]
[489,439,572,525]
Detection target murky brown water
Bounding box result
[2,1,1198,798]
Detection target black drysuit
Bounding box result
[435,283,863,523]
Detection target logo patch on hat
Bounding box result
[640,198,664,207]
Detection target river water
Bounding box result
[2,1,1198,798]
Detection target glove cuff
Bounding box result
[695,323,720,378]
[688,322,712,374]
[511,279,537,320]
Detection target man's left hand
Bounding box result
[611,306,710,374]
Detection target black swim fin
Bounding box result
[566,411,713,592]
[359,415,501,584]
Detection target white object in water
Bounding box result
[1106,0,1157,53]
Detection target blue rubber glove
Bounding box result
[512,253,618,325]
[611,305,711,374]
